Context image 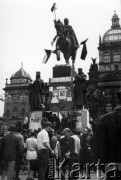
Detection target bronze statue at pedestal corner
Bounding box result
[73,68,87,109]
[29,72,44,111]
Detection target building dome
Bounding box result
[103,12,121,43]
[103,28,121,43]
[10,66,32,81]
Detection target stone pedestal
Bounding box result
[29,111,42,130]
[75,109,90,132]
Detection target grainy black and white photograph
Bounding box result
[0,0,121,179]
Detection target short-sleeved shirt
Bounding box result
[71,135,81,155]
[25,137,37,160]
[37,129,50,150]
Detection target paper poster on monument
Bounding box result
[76,109,90,131]
[29,111,42,130]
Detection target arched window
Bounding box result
[21,94,27,102]
[113,54,120,62]
[21,108,25,117]
[12,107,18,117]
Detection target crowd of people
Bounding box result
[0,118,95,180]
[0,91,121,180]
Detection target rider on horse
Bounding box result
[63,18,79,50]
[52,18,79,64]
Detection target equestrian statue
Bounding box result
[52,18,79,66]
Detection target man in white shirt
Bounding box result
[37,121,54,180]
[71,130,81,163]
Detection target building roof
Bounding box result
[103,12,121,43]
[10,66,32,81]
[103,28,121,43]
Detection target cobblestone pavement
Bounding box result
[20,172,103,180]
[0,171,104,180]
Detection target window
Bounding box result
[114,35,118,40]
[113,19,117,22]
[13,95,19,102]
[21,95,27,102]
[99,65,105,71]
[104,55,110,63]
[113,54,120,62]
[12,107,18,117]
[6,95,11,103]
[105,65,110,71]
[104,29,121,41]
[106,103,112,112]
[21,108,25,117]
[105,89,111,96]
[109,35,113,40]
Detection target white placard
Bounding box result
[50,77,71,83]
[76,109,90,131]
[49,87,53,92]
[29,111,42,130]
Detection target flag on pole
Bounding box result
[80,38,88,60]
[51,3,57,12]
[42,49,52,64]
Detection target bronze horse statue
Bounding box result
[52,19,78,66]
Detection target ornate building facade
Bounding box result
[98,12,121,113]
[3,65,32,120]
[3,66,50,121]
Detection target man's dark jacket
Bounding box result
[60,136,75,159]
[0,132,21,161]
[95,106,121,163]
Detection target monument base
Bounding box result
[74,109,91,132]
[29,111,42,130]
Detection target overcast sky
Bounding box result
[0,0,120,116]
